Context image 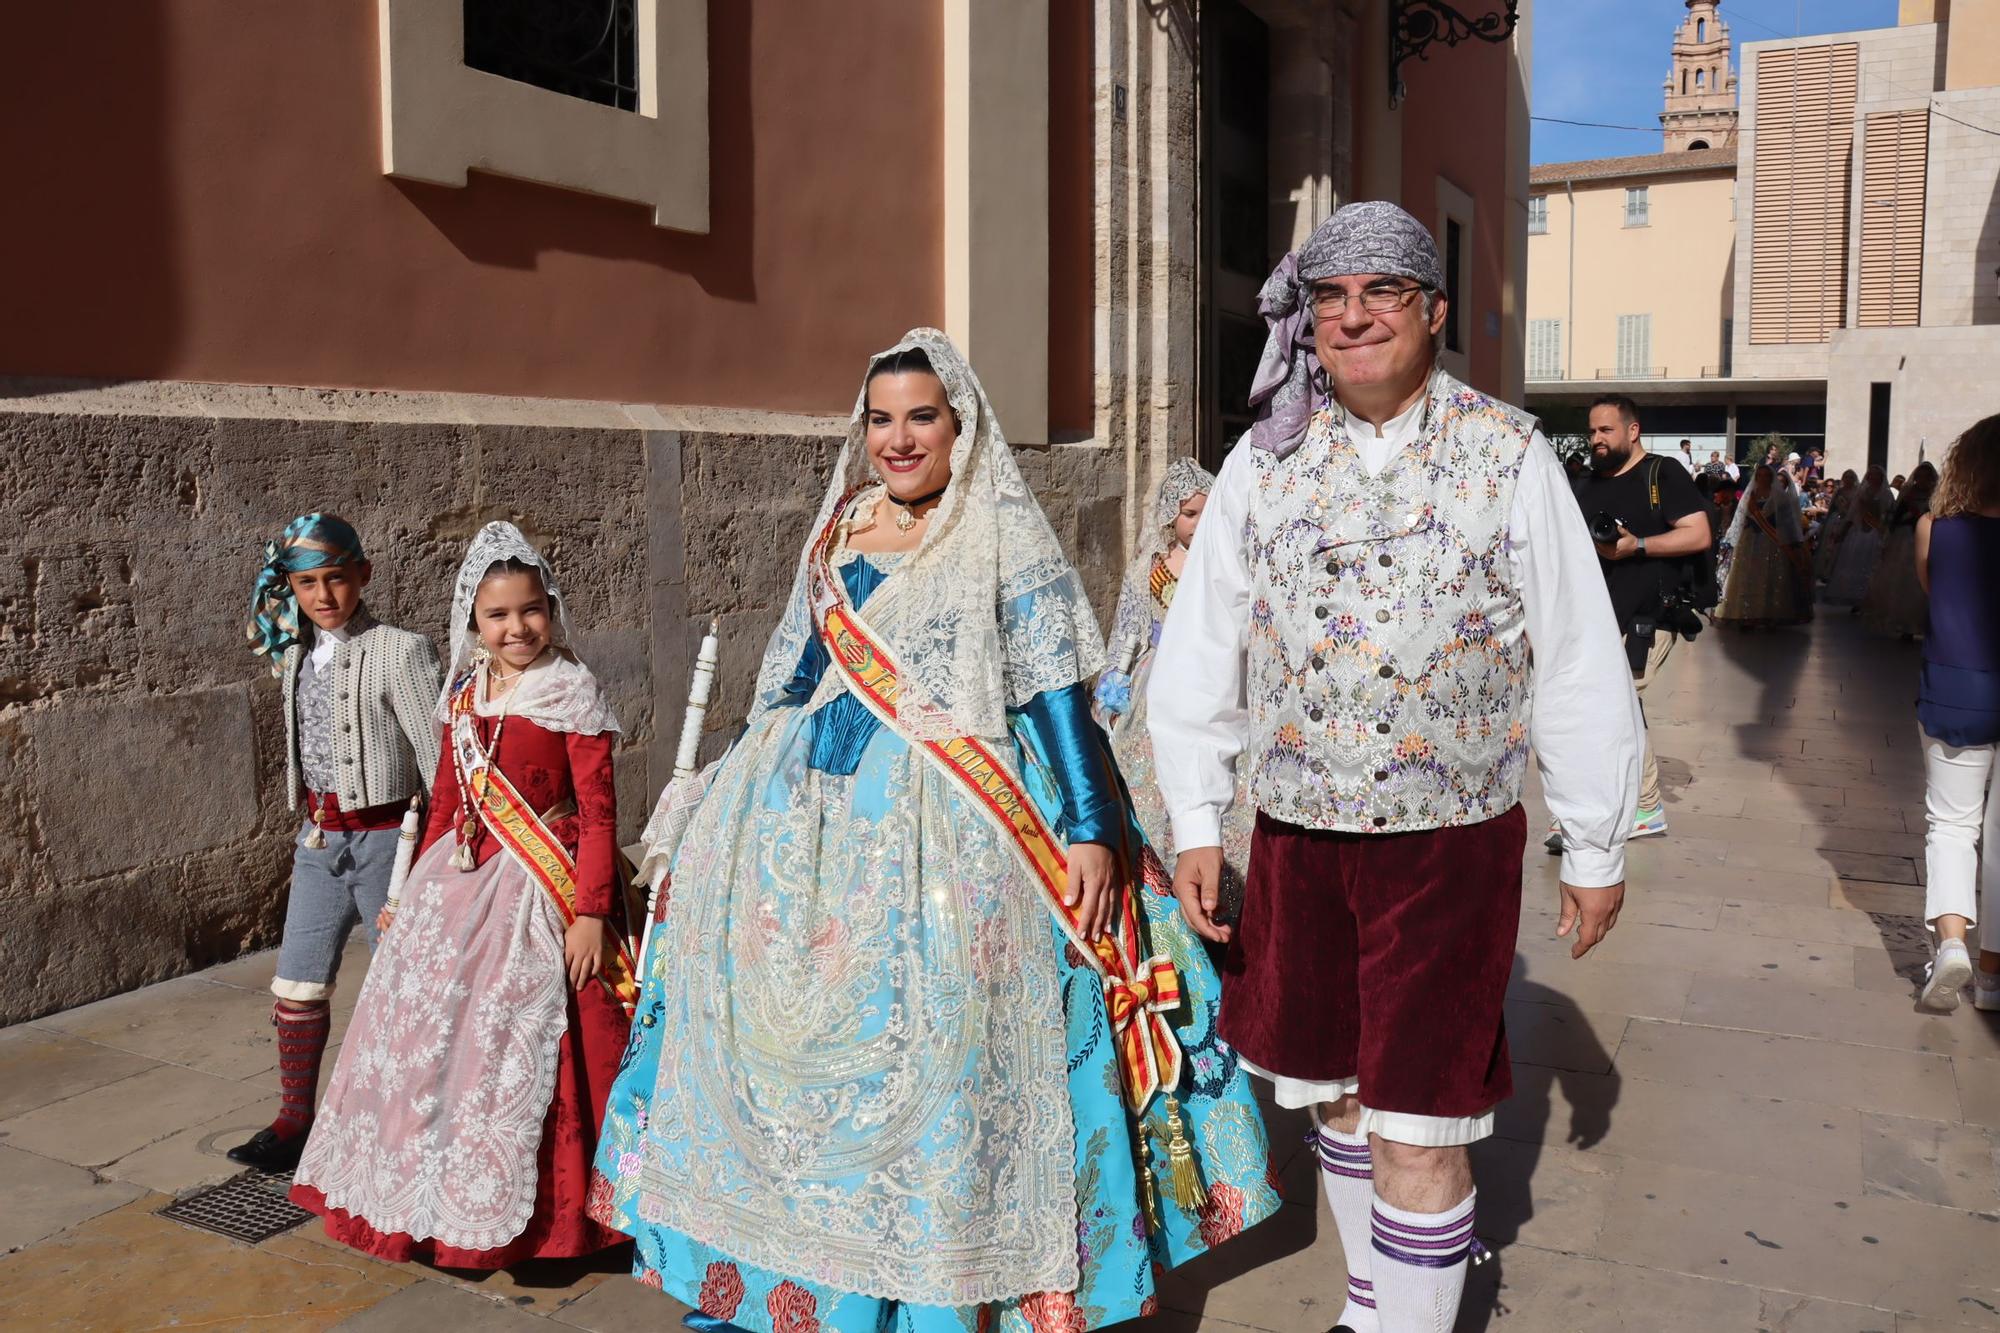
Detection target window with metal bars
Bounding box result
[463,0,640,111]
[1528,196,1547,235]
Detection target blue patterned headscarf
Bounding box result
[246,513,367,673]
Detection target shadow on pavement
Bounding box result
[1458,953,1621,1332]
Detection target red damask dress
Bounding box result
[291,707,631,1268]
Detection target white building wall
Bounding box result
[1921,86,2000,326]
[1824,325,2000,477]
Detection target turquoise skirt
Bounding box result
[590,709,1279,1332]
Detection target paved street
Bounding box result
[3,615,1993,1332]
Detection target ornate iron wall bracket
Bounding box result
[1389,0,1520,107]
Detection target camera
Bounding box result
[1626,590,1705,671]
[1588,512,1623,545]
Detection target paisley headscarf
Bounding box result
[245,513,367,674]
[1248,201,1447,460]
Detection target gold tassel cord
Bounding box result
[1162,1095,1207,1213]
[1139,1161,1163,1233]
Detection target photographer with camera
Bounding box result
[1560,395,1714,845]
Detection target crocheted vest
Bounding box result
[1245,369,1536,834]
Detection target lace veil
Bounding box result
[437,521,618,736]
[1106,458,1215,674]
[749,328,1104,741]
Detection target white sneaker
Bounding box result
[1974,972,2000,1013]
[1919,939,1974,1012]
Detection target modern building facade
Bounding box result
[0,1,1534,1020]
[1740,3,2000,476]
[1529,0,2000,472]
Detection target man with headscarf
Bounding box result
[229,512,442,1171]
[1150,202,1643,1333]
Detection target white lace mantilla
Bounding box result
[748,328,1104,743]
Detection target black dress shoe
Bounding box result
[225,1126,308,1172]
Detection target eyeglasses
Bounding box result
[1311,283,1424,318]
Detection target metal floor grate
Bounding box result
[158,1168,314,1244]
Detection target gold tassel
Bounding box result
[1139,1161,1163,1233]
[1162,1095,1207,1213]
[304,808,327,850]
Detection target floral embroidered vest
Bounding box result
[1245,369,1536,834]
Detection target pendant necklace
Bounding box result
[884,484,948,533]
[452,657,523,867]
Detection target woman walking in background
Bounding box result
[1912,420,2000,1012]
[1823,467,1893,606]
[1862,462,1939,639]
[1715,464,1812,629]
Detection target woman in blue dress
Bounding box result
[590,329,1279,1333]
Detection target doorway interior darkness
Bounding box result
[1198,0,1271,469]
[1867,382,1891,475]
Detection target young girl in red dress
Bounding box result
[291,522,634,1268]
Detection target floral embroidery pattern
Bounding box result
[698,1261,744,1318]
[583,1170,615,1226]
[291,851,570,1251]
[766,1280,821,1333]
[1245,371,1536,834]
[1197,1181,1248,1250]
[1019,1290,1088,1333]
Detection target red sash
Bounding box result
[806,495,1183,1113]
[449,678,639,1017]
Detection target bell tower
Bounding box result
[1661,0,1739,151]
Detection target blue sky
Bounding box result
[1532,0,1900,163]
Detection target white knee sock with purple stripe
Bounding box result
[1370,1190,1476,1333]
[1313,1126,1379,1333]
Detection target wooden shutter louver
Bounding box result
[1857,109,1927,328]
[1750,44,1860,344]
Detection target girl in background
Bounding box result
[292,522,633,1269]
[1095,458,1252,920]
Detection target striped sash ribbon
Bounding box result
[449,678,640,1017]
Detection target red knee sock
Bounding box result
[271,1000,332,1138]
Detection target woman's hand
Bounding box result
[1067,842,1122,941]
[564,916,608,990]
[375,904,396,935]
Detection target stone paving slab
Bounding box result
[0,616,1987,1331]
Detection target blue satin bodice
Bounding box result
[777,556,1125,848]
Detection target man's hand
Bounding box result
[564,915,608,990]
[1556,881,1625,959]
[1593,524,1640,562]
[1068,842,1122,940]
[1171,846,1231,944]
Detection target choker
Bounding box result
[884,485,948,532]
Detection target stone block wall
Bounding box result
[0,382,1128,1023]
